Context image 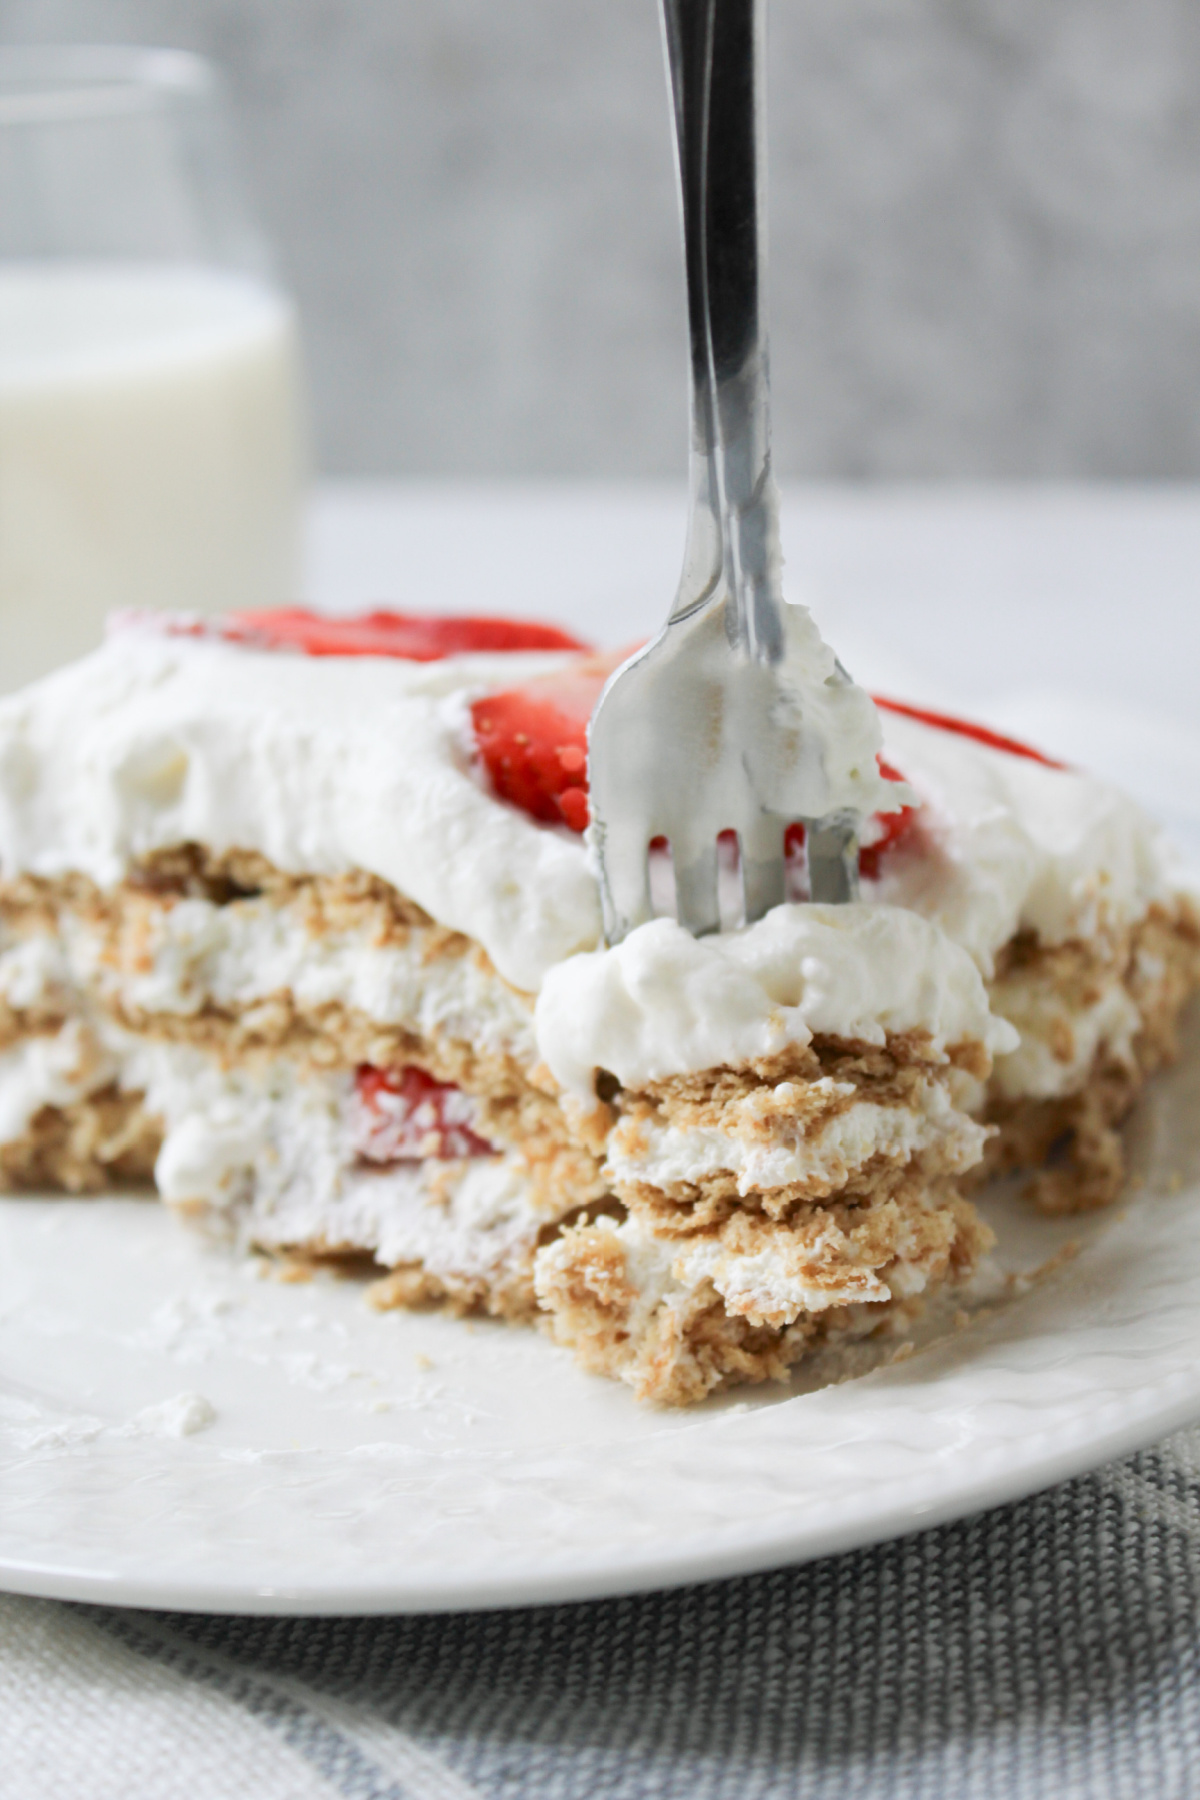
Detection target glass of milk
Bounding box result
[0,45,309,690]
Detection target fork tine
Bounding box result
[672,838,721,936]
[807,814,861,904]
[596,822,654,944]
[740,816,786,925]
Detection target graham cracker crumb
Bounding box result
[273,1258,315,1285]
[366,1260,536,1324]
[0,1087,161,1194]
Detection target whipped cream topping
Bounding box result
[534,903,1015,1100]
[875,711,1171,975]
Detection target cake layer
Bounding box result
[0,858,1010,1394]
[1,841,1192,1362]
[4,1005,995,1369]
[9,855,1185,1219]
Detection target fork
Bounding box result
[587,0,883,945]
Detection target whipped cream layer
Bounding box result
[876,711,1172,975]
[986,957,1143,1103]
[0,888,537,1067]
[0,1018,547,1288]
[0,633,600,993]
[605,1074,989,1199]
[534,904,1015,1100]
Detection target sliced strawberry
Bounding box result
[227,608,591,661]
[118,607,592,661]
[872,696,1064,769]
[856,759,920,879]
[782,760,918,882]
[470,652,624,831]
[352,1065,495,1163]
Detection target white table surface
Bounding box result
[305,478,1200,852]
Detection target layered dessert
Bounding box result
[0,607,1193,1403]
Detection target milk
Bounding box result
[0,263,307,691]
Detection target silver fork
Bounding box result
[587,0,881,945]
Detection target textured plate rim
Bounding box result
[2,1309,1200,1615]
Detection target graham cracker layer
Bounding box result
[606,1033,987,1231]
[535,1181,991,1406]
[0,856,527,1092]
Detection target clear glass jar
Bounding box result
[0,45,310,690]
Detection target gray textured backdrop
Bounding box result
[4,0,1200,479]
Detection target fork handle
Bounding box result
[660,0,784,661]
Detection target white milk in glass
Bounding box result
[0,262,306,691]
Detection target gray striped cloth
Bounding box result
[5,1425,1200,1799]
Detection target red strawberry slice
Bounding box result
[227,608,590,661]
[872,696,1064,769]
[120,607,592,662]
[352,1066,495,1163]
[782,759,918,882]
[856,759,920,878]
[470,652,624,832]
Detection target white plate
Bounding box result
[1,1004,1199,1616]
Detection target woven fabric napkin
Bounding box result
[5,1421,1200,1800]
